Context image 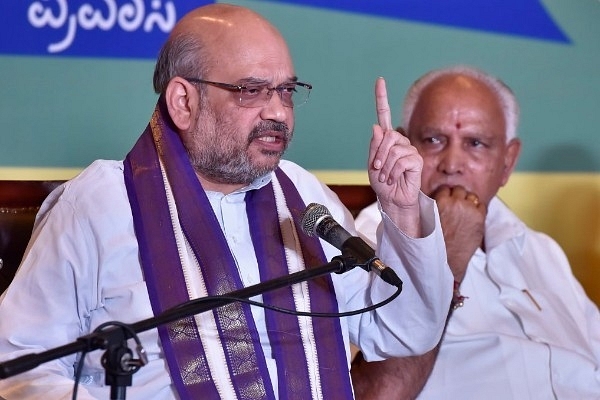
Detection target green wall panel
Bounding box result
[1,0,598,172]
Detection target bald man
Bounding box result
[351,66,600,399]
[0,4,451,399]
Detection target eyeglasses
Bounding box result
[184,78,312,108]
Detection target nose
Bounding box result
[437,143,464,175]
[260,90,289,122]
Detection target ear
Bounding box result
[500,138,521,186]
[164,77,200,131]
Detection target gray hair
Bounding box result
[153,32,210,95]
[401,65,520,141]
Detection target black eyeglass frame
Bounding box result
[184,77,312,108]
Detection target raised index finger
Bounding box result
[375,77,393,131]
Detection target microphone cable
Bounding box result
[171,283,402,318]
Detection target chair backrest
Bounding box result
[327,184,376,218]
[0,180,64,293]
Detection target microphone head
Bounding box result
[300,203,331,237]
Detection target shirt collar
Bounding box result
[485,196,527,253]
[205,170,274,198]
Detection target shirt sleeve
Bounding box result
[278,161,453,361]
[0,188,100,400]
[344,193,452,360]
[354,202,380,247]
[0,161,155,400]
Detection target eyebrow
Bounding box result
[420,126,496,139]
[419,127,444,136]
[237,76,299,85]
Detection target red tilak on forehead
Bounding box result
[455,121,462,129]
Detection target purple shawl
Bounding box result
[123,98,353,399]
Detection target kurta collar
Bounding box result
[485,196,527,254]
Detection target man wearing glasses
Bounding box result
[0,4,452,399]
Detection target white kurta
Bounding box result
[0,159,451,400]
[357,197,600,399]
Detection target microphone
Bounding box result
[300,203,402,287]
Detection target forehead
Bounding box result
[202,16,295,82]
[410,75,506,136]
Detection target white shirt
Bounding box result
[356,197,600,399]
[0,159,452,400]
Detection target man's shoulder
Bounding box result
[42,160,127,212]
[278,159,314,178]
[277,159,326,190]
[65,159,124,194]
[74,159,125,183]
[489,197,567,257]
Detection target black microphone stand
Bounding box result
[0,256,359,399]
